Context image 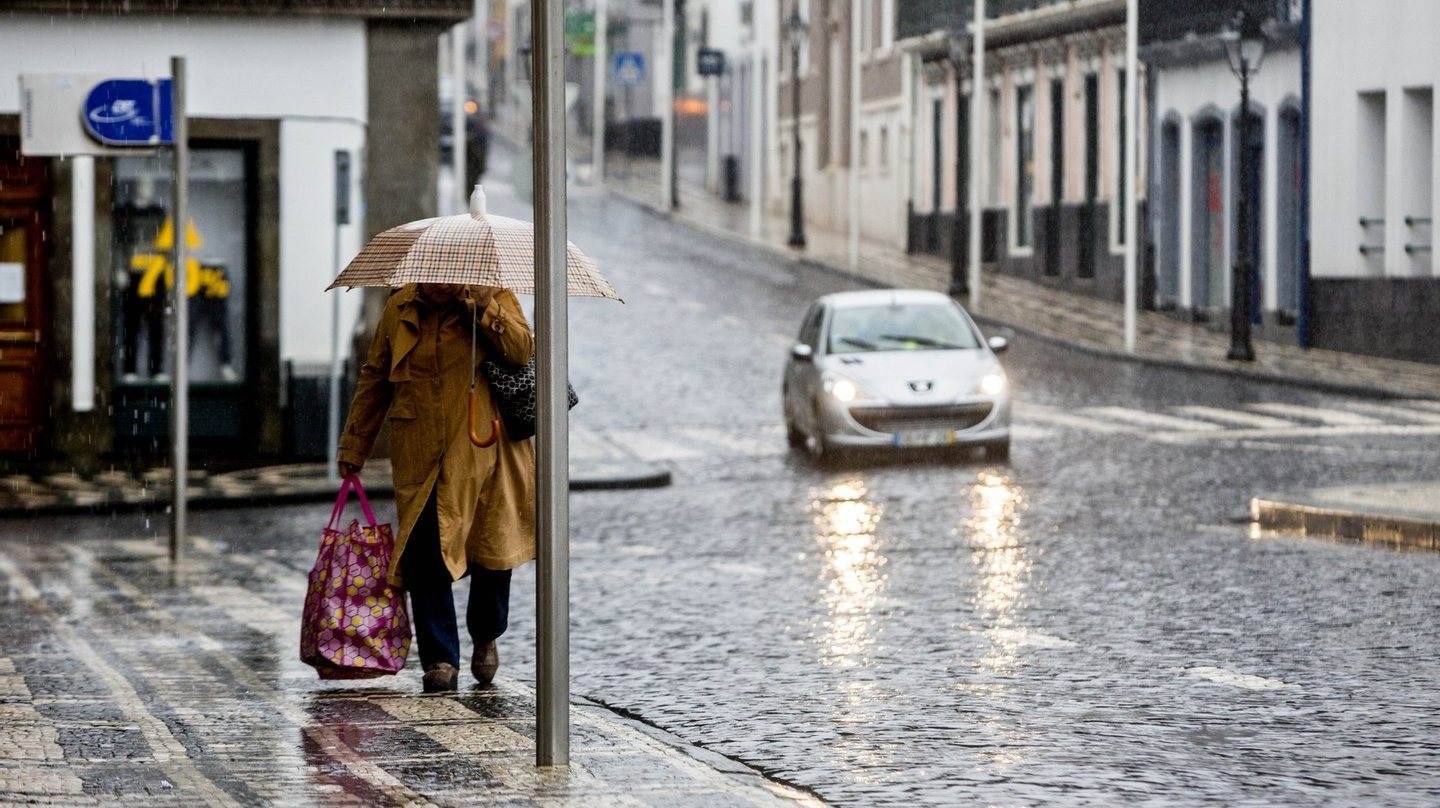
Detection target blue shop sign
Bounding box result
[83,78,174,146]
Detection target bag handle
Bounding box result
[328,474,378,529]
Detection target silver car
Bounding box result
[782,289,1011,462]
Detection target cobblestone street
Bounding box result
[3,164,1440,805]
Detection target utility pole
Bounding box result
[169,56,189,563]
[593,0,608,182]
[1123,0,1138,352]
[968,0,985,310]
[660,0,676,210]
[848,0,861,272]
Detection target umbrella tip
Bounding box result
[469,184,487,219]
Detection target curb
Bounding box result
[609,186,1437,403]
[1251,495,1440,552]
[0,462,673,519]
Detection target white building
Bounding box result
[1145,2,1302,331]
[771,0,908,247]
[1307,0,1438,363]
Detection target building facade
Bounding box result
[772,0,909,247]
[905,0,1143,303]
[0,0,465,468]
[1307,0,1439,363]
[1143,0,1302,339]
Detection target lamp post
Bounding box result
[787,5,808,248]
[1222,9,1265,362]
[946,30,971,296]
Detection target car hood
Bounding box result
[817,349,1001,403]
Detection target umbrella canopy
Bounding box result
[327,186,621,301]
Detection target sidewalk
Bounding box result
[0,456,670,517]
[1253,481,1440,551]
[0,534,821,806]
[605,159,1440,401]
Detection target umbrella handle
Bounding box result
[468,386,501,448]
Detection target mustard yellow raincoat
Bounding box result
[338,285,536,583]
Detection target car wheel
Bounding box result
[785,417,805,449]
[983,441,1011,463]
[806,404,832,464]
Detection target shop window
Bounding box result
[112,149,249,386]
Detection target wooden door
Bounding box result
[0,153,49,453]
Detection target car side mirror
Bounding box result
[987,335,1009,354]
[791,344,814,362]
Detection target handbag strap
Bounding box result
[328,475,378,529]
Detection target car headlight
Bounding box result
[978,372,1006,395]
[823,375,866,402]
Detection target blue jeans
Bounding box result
[401,493,511,670]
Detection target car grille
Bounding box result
[849,402,994,434]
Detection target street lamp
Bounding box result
[1221,9,1266,361]
[946,29,971,296]
[786,4,808,248]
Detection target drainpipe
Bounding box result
[1297,0,1312,347]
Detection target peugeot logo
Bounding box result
[908,380,934,393]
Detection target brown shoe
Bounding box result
[422,662,459,693]
[472,641,499,684]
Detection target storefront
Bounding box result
[0,1,466,469]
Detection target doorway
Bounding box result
[1191,117,1225,310]
[1159,118,1181,306]
[0,152,49,454]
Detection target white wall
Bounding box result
[1313,0,1440,280]
[1152,48,1300,307]
[0,14,370,365]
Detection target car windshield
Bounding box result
[826,303,981,354]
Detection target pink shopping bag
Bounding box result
[300,475,411,679]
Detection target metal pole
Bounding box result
[847,0,861,272]
[475,0,490,112]
[453,27,468,211]
[1297,0,1312,348]
[787,9,806,249]
[747,2,765,238]
[660,0,676,210]
[1228,59,1255,361]
[968,0,985,309]
[531,0,570,767]
[169,56,189,563]
[593,0,608,182]
[1123,0,1138,352]
[327,152,347,487]
[72,155,96,412]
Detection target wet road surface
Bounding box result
[6,165,1440,805]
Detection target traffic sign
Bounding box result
[83,78,174,146]
[614,51,645,86]
[697,48,725,77]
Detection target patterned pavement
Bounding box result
[0,534,821,806]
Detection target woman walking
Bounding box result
[337,282,535,692]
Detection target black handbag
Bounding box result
[481,356,579,441]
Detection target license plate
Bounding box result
[893,429,955,447]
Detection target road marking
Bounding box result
[1156,422,1440,442]
[1014,402,1141,434]
[611,429,707,461]
[1339,400,1440,424]
[1182,666,1293,691]
[676,426,781,457]
[1171,405,1296,429]
[572,424,628,462]
[1083,406,1225,431]
[1246,402,1382,425]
